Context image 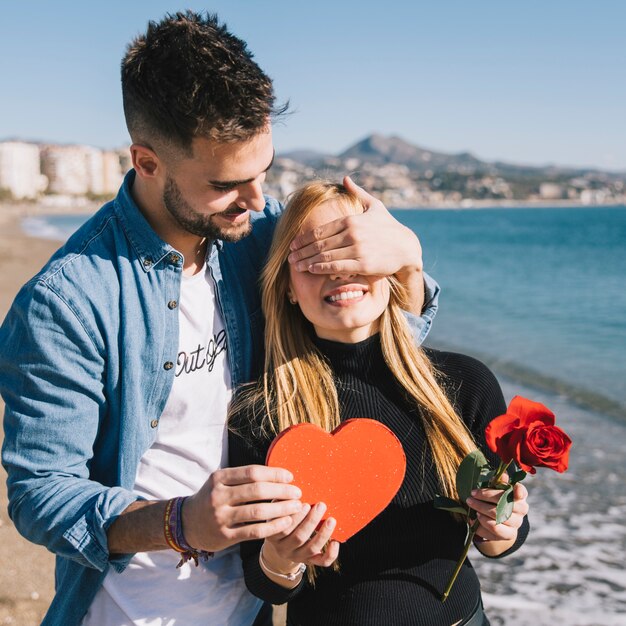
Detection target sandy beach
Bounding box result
[0,212,59,626]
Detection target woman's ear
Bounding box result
[287,290,297,305]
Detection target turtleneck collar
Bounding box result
[312,333,385,380]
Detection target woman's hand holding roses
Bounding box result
[437,396,570,601]
[466,476,530,556]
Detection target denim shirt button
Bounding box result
[150,419,159,428]
[163,361,174,370]
[143,258,153,268]
[167,300,178,310]
[169,253,181,265]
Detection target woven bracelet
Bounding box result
[164,496,214,568]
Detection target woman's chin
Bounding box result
[314,322,379,344]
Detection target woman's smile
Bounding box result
[323,284,369,306]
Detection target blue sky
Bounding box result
[1,1,624,170]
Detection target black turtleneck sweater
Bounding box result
[229,337,529,626]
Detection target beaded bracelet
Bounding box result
[164,496,214,568]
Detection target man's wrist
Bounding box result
[180,493,201,550]
[397,227,423,275]
[395,264,424,283]
[164,497,214,567]
[107,499,170,555]
[394,265,425,315]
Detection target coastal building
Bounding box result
[102,151,124,195]
[0,141,47,199]
[41,145,123,196]
[539,183,565,200]
[85,148,106,195]
[42,145,91,195]
[117,147,132,177]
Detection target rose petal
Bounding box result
[508,396,555,429]
[523,424,572,473]
[509,428,537,474]
[485,412,520,454]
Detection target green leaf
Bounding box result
[478,468,495,488]
[495,485,515,523]
[434,495,469,515]
[510,469,527,484]
[456,450,490,504]
[492,482,510,490]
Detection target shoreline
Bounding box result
[391,199,626,210]
[2,198,625,222]
[0,215,62,317]
[427,340,626,423]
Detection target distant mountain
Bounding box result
[338,133,484,173]
[279,149,333,166]
[279,134,624,180]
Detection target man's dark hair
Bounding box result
[121,11,285,154]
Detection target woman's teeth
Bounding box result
[327,290,364,303]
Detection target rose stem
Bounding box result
[441,519,480,602]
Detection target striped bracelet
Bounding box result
[164,496,214,568]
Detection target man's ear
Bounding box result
[130,144,161,179]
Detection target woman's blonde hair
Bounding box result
[257,181,476,501]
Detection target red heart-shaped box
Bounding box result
[266,418,406,542]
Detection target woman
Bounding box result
[229,182,530,626]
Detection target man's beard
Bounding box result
[162,176,253,242]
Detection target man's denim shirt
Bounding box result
[0,170,439,626]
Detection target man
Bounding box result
[0,12,438,626]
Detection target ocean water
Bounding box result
[21,214,91,242]
[393,206,626,419]
[21,207,626,624]
[394,206,626,625]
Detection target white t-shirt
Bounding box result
[83,262,261,626]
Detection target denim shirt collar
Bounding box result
[113,169,184,272]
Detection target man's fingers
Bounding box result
[216,464,294,487]
[229,516,296,543]
[292,251,356,274]
[308,260,368,276]
[289,217,348,253]
[227,480,302,505]
[288,232,353,267]
[229,499,303,525]
[343,176,378,208]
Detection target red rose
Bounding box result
[485,396,572,474]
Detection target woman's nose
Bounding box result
[330,271,357,281]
